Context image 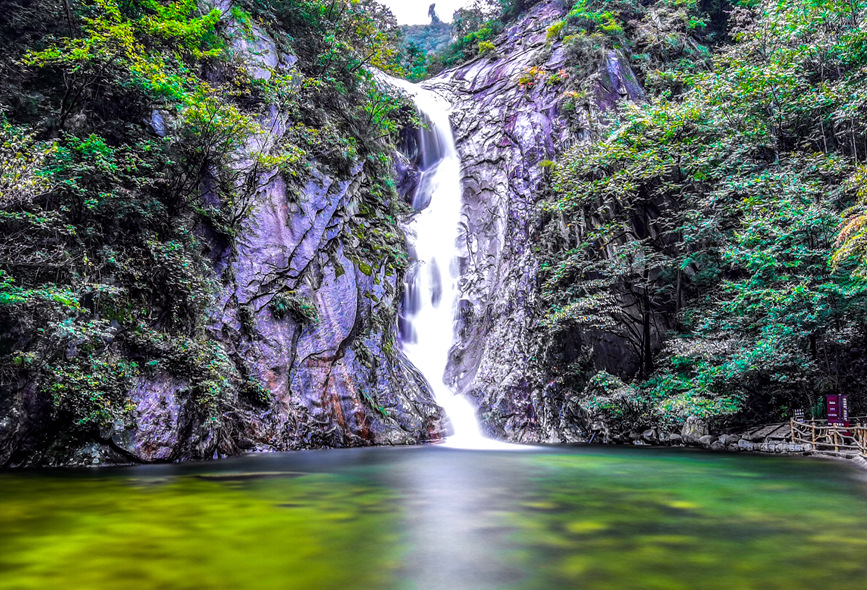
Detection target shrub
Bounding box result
[269,292,319,324]
[478,41,497,57]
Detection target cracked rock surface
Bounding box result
[424,0,644,442]
[75,15,447,466]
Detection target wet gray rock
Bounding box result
[595,50,646,111]
[113,373,186,462]
[148,110,168,137]
[394,151,421,205]
[197,132,444,455]
[557,394,589,443]
[642,429,658,444]
[698,435,717,448]
[682,416,710,444]
[424,0,648,443]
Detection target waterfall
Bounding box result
[386,78,496,449]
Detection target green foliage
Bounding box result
[242,376,272,406]
[539,0,867,427]
[23,0,223,105]
[421,0,535,76]
[518,65,545,88]
[478,41,497,57]
[46,353,137,431]
[546,0,723,94]
[230,5,255,36]
[397,0,544,78]
[400,21,452,53]
[835,165,867,276]
[430,18,505,73]
[547,20,565,42]
[547,69,568,86]
[400,41,431,82]
[269,292,319,324]
[567,0,624,36]
[244,0,405,82]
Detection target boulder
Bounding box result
[698,435,718,448]
[642,429,659,444]
[682,416,710,444]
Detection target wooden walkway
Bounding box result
[790,419,867,459]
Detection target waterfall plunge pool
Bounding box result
[1,445,865,589]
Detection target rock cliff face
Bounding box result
[0,12,445,467]
[424,0,645,442]
[118,19,446,465]
[116,162,445,464]
[0,1,644,465]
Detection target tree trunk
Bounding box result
[641,267,653,378]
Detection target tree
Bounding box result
[540,0,867,427]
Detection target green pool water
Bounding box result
[0,446,865,590]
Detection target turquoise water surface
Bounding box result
[0,446,865,589]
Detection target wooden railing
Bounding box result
[790,418,867,457]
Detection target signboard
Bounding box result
[826,394,850,427]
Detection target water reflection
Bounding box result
[390,451,528,589]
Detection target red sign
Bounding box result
[827,394,850,427]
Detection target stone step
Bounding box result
[744,423,786,441]
[765,424,793,440]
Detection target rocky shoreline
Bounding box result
[625,418,812,455]
[609,417,867,470]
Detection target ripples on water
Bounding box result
[1,446,866,589]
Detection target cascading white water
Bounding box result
[387,78,499,449]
